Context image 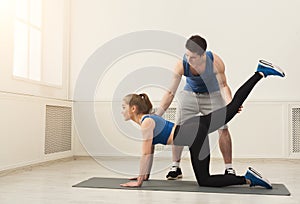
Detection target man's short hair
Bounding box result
[185,35,207,56]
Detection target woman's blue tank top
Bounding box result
[141,115,174,145]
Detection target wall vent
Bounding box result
[45,105,72,154]
[291,107,300,153]
[161,107,176,122]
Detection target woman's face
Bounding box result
[121,101,131,121]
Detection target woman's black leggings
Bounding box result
[173,72,263,187]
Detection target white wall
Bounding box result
[0,92,73,171]
[70,0,300,159]
[0,0,70,99]
[69,0,300,101]
[0,0,72,171]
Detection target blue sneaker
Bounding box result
[257,60,285,77]
[244,167,272,189]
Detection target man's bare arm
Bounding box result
[155,61,183,116]
[213,53,232,104]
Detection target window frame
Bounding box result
[12,0,69,89]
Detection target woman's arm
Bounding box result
[128,145,154,181]
[120,118,155,187]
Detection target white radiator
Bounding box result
[290,106,300,154]
[45,105,72,154]
[161,107,176,122]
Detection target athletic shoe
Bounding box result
[257,59,285,77]
[166,166,183,180]
[224,168,236,175]
[244,167,272,189]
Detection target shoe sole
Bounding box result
[259,59,285,77]
[166,175,183,180]
[249,167,263,178]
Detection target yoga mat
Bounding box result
[73,177,290,196]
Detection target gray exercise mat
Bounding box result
[72,177,290,196]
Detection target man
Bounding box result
[155,35,241,179]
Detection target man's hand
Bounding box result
[238,105,243,113]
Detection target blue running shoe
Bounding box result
[244,167,273,189]
[257,60,285,77]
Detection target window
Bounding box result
[13,0,42,81]
[13,0,64,86]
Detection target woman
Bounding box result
[120,60,285,189]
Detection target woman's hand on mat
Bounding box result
[129,174,149,181]
[120,181,142,187]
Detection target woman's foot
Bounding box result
[257,60,285,77]
[245,167,273,189]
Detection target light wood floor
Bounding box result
[0,157,300,204]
